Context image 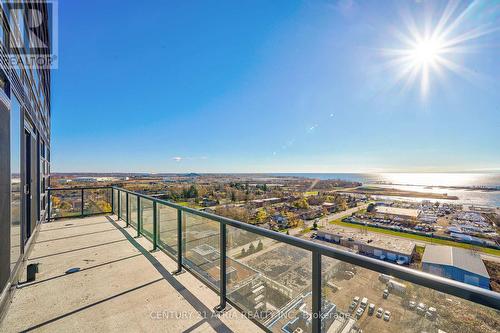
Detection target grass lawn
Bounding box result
[304,191,319,196]
[329,218,500,256]
[176,201,203,209]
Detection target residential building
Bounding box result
[0,1,51,320]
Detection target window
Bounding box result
[10,93,21,272]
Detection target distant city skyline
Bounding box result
[52,0,500,173]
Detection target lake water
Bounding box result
[269,173,500,207]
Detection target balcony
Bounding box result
[1,186,499,333]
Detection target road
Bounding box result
[289,203,369,236]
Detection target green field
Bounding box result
[176,201,203,209]
[329,218,500,256]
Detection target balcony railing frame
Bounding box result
[47,186,113,221]
[48,186,500,333]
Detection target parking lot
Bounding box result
[321,260,499,333]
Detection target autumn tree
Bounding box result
[293,198,310,210]
[255,210,268,224]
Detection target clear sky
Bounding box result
[52,0,500,173]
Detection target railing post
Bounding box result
[152,201,158,251]
[81,188,84,217]
[312,251,322,333]
[173,209,184,275]
[47,188,51,221]
[136,196,141,237]
[126,192,130,227]
[117,190,121,220]
[111,188,114,214]
[214,223,229,313]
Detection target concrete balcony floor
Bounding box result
[0,215,262,333]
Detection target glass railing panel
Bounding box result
[119,191,127,221]
[157,203,177,255]
[320,256,500,333]
[225,225,312,333]
[112,188,118,214]
[182,212,220,290]
[128,194,138,229]
[83,188,112,215]
[50,189,82,219]
[141,198,154,240]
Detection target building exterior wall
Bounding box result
[422,263,490,290]
[316,231,415,264]
[0,1,51,319]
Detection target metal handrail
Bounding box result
[47,186,113,221]
[48,185,500,332]
[112,186,500,309]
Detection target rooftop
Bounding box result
[318,225,416,255]
[422,245,490,278]
[0,215,261,333]
[375,206,420,218]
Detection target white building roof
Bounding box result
[422,245,490,278]
[375,206,420,218]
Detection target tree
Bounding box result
[334,195,348,211]
[52,196,61,207]
[286,230,290,235]
[367,203,376,213]
[293,198,310,210]
[183,185,199,199]
[322,207,329,217]
[284,211,300,228]
[255,210,268,224]
[313,220,318,230]
[248,243,256,254]
[230,191,236,202]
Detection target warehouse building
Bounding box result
[316,226,416,265]
[422,245,490,290]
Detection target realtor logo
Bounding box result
[2,0,58,69]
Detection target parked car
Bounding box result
[376,307,384,318]
[383,311,391,321]
[383,289,389,299]
[353,296,360,305]
[360,297,368,309]
[349,301,357,312]
[368,304,375,315]
[356,307,365,318]
[425,307,437,320]
[408,301,416,310]
[416,303,427,315]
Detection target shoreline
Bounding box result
[342,186,459,200]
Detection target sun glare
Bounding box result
[412,39,441,65]
[380,0,497,98]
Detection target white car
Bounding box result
[416,303,427,315]
[383,310,391,321]
[356,307,365,318]
[376,307,384,318]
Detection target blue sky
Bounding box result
[52,0,500,173]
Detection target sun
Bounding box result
[380,0,497,99]
[412,38,442,65]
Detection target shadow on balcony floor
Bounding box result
[0,215,262,333]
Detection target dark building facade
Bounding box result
[0,1,51,319]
